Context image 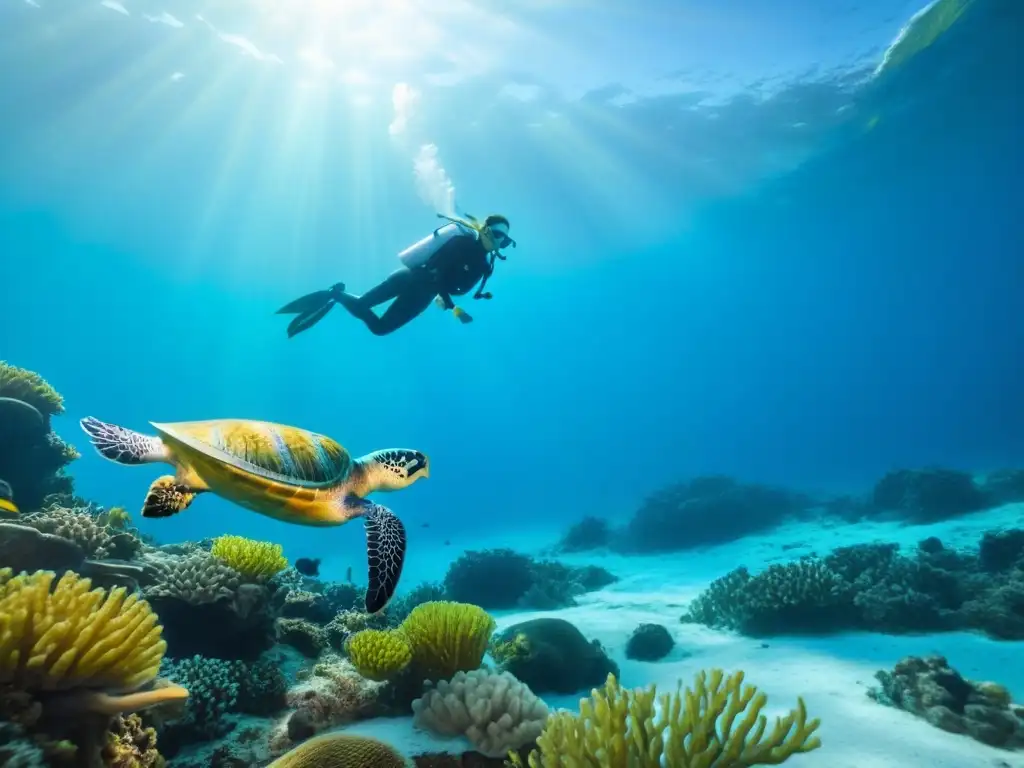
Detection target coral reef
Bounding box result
[682,529,1024,639]
[268,732,413,767]
[142,551,277,660]
[622,475,813,553]
[868,655,1024,748]
[210,535,289,582]
[345,628,412,681]
[624,622,675,662]
[0,362,78,512]
[493,618,618,695]
[400,601,496,683]
[102,714,165,768]
[276,618,328,658]
[555,515,611,553]
[21,503,141,561]
[871,467,991,523]
[442,549,617,610]
[509,670,821,766]
[269,657,384,755]
[411,669,548,758]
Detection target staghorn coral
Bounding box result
[21,504,141,561]
[0,568,166,693]
[346,629,412,681]
[268,731,413,768]
[102,713,165,768]
[400,601,495,683]
[411,669,549,758]
[211,535,288,582]
[510,670,821,767]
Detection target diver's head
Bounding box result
[480,214,514,253]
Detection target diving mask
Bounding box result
[485,221,514,251]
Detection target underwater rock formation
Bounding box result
[621,474,813,553]
[681,529,1024,639]
[624,623,676,662]
[443,548,617,610]
[868,655,1024,748]
[0,361,78,512]
[870,467,991,523]
[492,618,619,695]
[555,515,612,553]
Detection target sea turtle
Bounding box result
[79,416,430,613]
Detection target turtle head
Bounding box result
[357,449,430,492]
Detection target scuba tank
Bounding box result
[396,217,478,269]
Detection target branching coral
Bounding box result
[102,713,165,768]
[0,568,166,693]
[211,534,288,582]
[510,670,821,767]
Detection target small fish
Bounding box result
[345,566,353,584]
[0,479,19,515]
[421,522,430,528]
[294,557,321,577]
[444,539,451,546]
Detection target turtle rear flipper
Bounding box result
[142,476,199,518]
[80,417,169,465]
[345,496,406,614]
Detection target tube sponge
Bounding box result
[0,569,166,692]
[345,629,412,681]
[399,601,496,682]
[267,732,413,767]
[510,669,822,767]
[210,534,288,581]
[412,668,549,758]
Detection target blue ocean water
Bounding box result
[0,1,1022,764]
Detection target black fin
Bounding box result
[276,288,338,315]
[359,500,407,614]
[286,302,335,338]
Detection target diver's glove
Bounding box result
[452,307,473,324]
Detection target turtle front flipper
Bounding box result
[142,475,201,518]
[344,495,406,614]
[80,417,169,465]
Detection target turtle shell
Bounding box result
[154,419,352,488]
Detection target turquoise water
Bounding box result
[1,2,1023,764]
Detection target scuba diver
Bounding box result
[277,212,515,337]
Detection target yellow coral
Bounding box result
[210,534,288,581]
[510,670,821,768]
[268,732,412,767]
[0,361,65,417]
[0,569,167,692]
[399,601,495,682]
[346,629,412,682]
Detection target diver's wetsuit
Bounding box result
[334,232,493,336]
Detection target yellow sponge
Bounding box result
[510,669,822,767]
[268,732,412,767]
[346,629,412,681]
[0,569,166,692]
[210,534,288,581]
[399,601,495,682]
